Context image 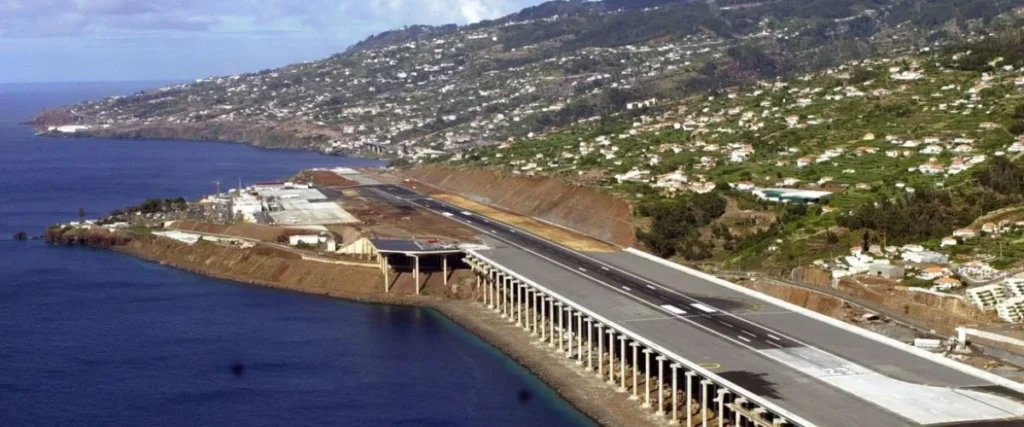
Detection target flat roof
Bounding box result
[370,239,464,254]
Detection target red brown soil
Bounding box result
[398,165,635,247]
[300,170,359,187]
[340,197,480,243]
[168,220,288,242]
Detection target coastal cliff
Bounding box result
[45,226,133,247]
[30,110,322,151]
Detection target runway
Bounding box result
[373,183,1024,426]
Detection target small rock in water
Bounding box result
[12,231,27,241]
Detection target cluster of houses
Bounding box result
[464,43,1024,210]
[967,278,1024,323]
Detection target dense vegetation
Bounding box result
[837,157,1024,245]
[636,192,727,259]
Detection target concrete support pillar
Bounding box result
[548,299,556,347]
[524,288,532,331]
[575,313,583,364]
[503,276,510,319]
[656,356,666,416]
[442,256,448,287]
[734,397,747,427]
[540,297,548,342]
[671,364,680,425]
[563,308,573,358]
[618,336,627,392]
[596,326,605,379]
[413,255,420,295]
[475,273,481,302]
[530,291,539,335]
[382,257,390,293]
[686,371,696,427]
[586,319,593,370]
[556,303,565,353]
[606,330,616,385]
[514,281,521,326]
[717,389,728,427]
[630,342,639,400]
[642,349,652,409]
[701,380,712,427]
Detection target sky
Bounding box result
[0,0,543,83]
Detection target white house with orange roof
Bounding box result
[919,266,947,281]
[933,276,962,291]
[953,228,977,239]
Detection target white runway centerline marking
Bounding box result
[741,330,757,337]
[660,305,687,315]
[691,303,717,313]
[737,335,752,343]
[621,286,631,292]
[768,334,781,341]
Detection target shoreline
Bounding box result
[108,237,659,427]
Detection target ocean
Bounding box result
[0,82,594,426]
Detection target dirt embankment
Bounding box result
[402,165,635,247]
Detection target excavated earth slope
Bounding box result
[403,165,635,247]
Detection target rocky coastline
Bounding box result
[28,108,380,157]
[46,231,659,427]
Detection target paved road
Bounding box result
[371,184,1024,426]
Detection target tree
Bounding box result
[862,230,870,252]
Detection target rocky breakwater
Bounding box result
[29,108,320,151]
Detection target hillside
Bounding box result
[31,0,1024,158]
[447,31,1024,275]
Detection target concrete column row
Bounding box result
[464,256,793,427]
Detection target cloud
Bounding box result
[0,0,533,38]
[0,0,220,36]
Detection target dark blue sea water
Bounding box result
[0,83,594,426]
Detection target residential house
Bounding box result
[1004,278,1024,298]
[918,163,944,175]
[953,229,977,239]
[966,284,1007,311]
[940,237,958,247]
[997,297,1024,323]
[933,276,962,291]
[919,266,947,280]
